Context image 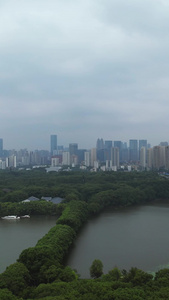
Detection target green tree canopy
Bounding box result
[90,259,103,279]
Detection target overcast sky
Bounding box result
[1,0,169,150]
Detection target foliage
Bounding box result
[102,267,122,281]
[90,259,103,279]
[56,200,89,232]
[0,201,62,217]
[123,267,153,287]
[0,262,30,296]
[0,289,18,300]
[18,224,76,285]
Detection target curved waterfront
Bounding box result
[67,202,169,278]
[0,215,57,273]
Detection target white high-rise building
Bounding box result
[6,155,17,168]
[62,152,70,166]
[0,160,6,169]
[84,151,90,167]
[51,157,60,167]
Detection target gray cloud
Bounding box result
[0,0,169,149]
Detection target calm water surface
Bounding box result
[67,202,169,278]
[0,215,57,273]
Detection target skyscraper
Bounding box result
[139,140,147,160]
[0,138,3,157]
[104,140,112,160]
[69,143,78,156]
[129,139,138,161]
[96,138,104,150]
[152,146,165,169]
[140,147,146,169]
[111,147,119,168]
[90,148,97,167]
[114,141,122,162]
[50,135,57,155]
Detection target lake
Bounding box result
[0,215,57,273]
[67,201,169,278]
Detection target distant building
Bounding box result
[6,155,16,168]
[91,148,97,167]
[0,160,6,169]
[165,146,169,170]
[105,140,112,149]
[46,166,61,172]
[140,147,146,169]
[69,143,78,156]
[129,139,138,162]
[50,135,57,155]
[114,141,122,162]
[111,147,120,169]
[139,140,147,160]
[84,151,90,167]
[147,148,153,169]
[152,146,165,169]
[96,138,104,150]
[0,138,3,157]
[104,140,112,160]
[51,156,60,167]
[160,141,168,146]
[62,151,70,165]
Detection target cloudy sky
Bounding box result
[1,0,169,150]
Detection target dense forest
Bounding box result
[0,169,169,299]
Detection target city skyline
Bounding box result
[1,1,169,149]
[1,136,169,171]
[1,135,169,152]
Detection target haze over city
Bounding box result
[1,0,169,150]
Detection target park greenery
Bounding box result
[1,169,169,298]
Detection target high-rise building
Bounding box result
[105,140,112,149]
[140,147,146,169]
[84,151,90,167]
[139,140,147,150]
[62,151,70,165]
[104,141,112,160]
[114,141,122,162]
[139,140,147,160]
[111,147,119,168]
[69,143,78,156]
[77,149,86,164]
[0,138,3,157]
[91,148,97,167]
[152,146,165,169]
[165,146,169,170]
[97,149,105,162]
[160,141,168,146]
[147,148,153,169]
[96,138,104,150]
[129,139,138,161]
[50,135,57,155]
[69,143,78,164]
